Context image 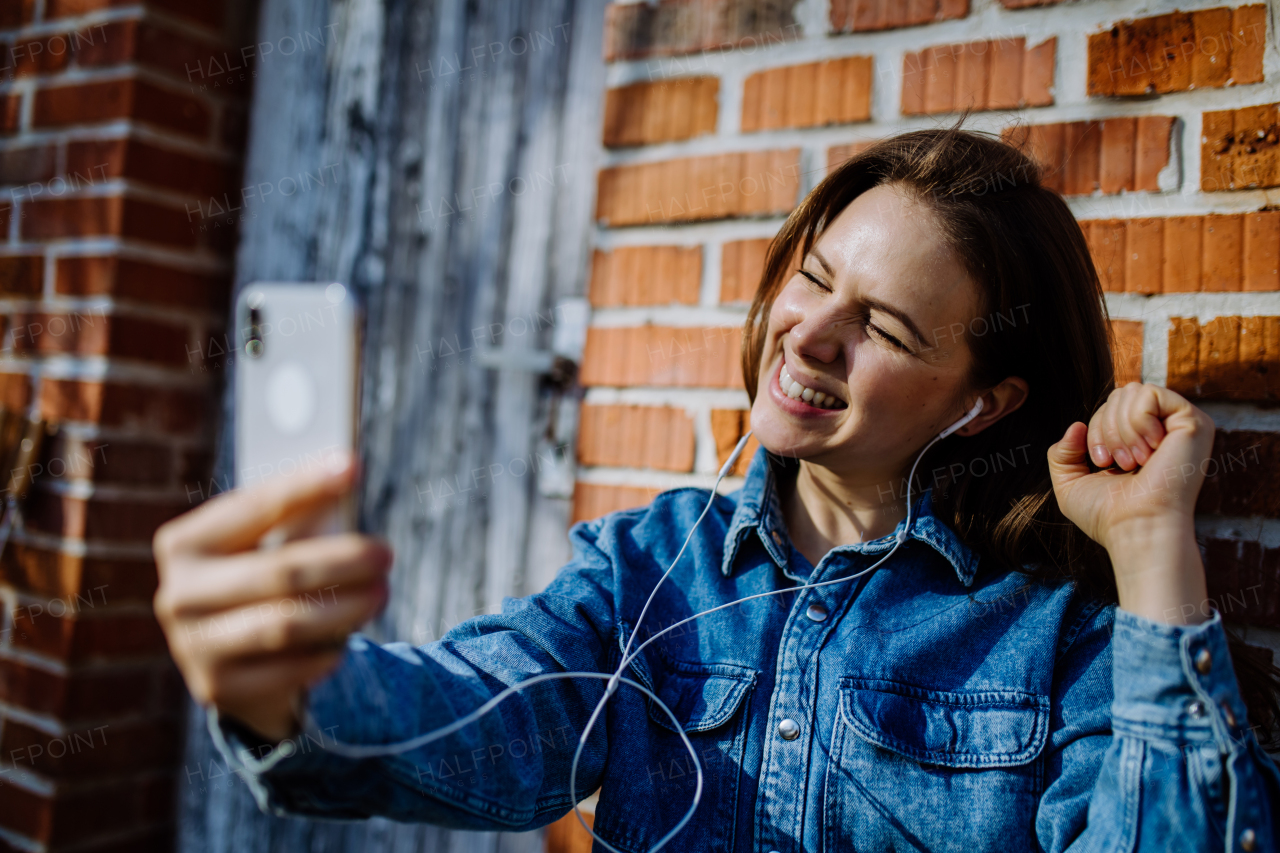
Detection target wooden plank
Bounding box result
[181,0,607,851]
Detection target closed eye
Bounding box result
[867,322,908,352]
[798,268,831,293]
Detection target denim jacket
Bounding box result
[211,448,1279,852]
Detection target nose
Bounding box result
[784,298,845,366]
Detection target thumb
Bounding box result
[1047,421,1090,485]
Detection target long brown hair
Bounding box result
[740,126,1280,747]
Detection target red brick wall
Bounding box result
[0,0,246,848]
[572,0,1280,664]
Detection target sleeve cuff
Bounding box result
[1111,607,1251,751]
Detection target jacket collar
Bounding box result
[721,447,982,587]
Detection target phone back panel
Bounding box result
[234,283,359,494]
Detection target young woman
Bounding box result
[154,129,1279,852]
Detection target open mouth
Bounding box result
[779,360,847,410]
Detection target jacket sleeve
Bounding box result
[206,516,625,830]
[1036,600,1280,853]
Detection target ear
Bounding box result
[954,376,1028,437]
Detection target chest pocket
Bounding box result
[839,677,1049,768]
[826,677,1049,853]
[646,659,757,733]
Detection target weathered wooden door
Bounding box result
[177,0,606,849]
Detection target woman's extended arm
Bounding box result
[154,456,619,829]
[1042,382,1280,851]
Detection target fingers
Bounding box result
[160,534,393,618]
[155,451,357,559]
[176,580,387,664]
[1087,383,1171,471]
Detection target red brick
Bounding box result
[26,491,186,542]
[904,36,1055,116]
[0,143,56,186]
[1088,6,1266,97]
[580,326,742,388]
[0,542,158,603]
[8,32,74,77]
[0,93,22,135]
[986,37,1025,110]
[67,136,232,198]
[1083,219,1124,292]
[1196,431,1280,520]
[0,255,42,297]
[0,717,178,780]
[1203,214,1243,292]
[1192,7,1233,90]
[1134,116,1173,191]
[603,0,801,62]
[1109,320,1143,385]
[722,238,770,303]
[12,604,168,662]
[1123,219,1162,294]
[1230,5,1266,87]
[570,482,661,525]
[1201,103,1280,192]
[1021,37,1055,107]
[588,246,701,307]
[742,56,871,132]
[56,256,229,311]
[1243,211,1280,292]
[0,655,153,721]
[830,0,967,33]
[34,78,211,139]
[577,405,694,472]
[22,196,199,248]
[603,78,718,147]
[596,150,800,226]
[78,18,229,89]
[1062,121,1102,196]
[1166,315,1280,402]
[1162,217,1202,293]
[922,45,956,115]
[1202,538,1280,629]
[3,310,190,366]
[1098,117,1136,195]
[39,379,206,433]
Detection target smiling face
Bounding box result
[750,182,984,484]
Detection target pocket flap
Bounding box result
[839,678,1048,768]
[646,660,756,734]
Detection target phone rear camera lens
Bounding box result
[245,339,264,358]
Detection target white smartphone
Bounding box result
[234,282,361,539]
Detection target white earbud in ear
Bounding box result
[938,397,985,439]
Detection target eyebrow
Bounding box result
[806,248,930,349]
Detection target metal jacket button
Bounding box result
[1194,648,1212,674]
[1187,701,1205,718]
[1222,703,1237,728]
[806,603,828,622]
[1240,828,1256,851]
[777,718,800,740]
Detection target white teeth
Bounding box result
[780,363,842,408]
